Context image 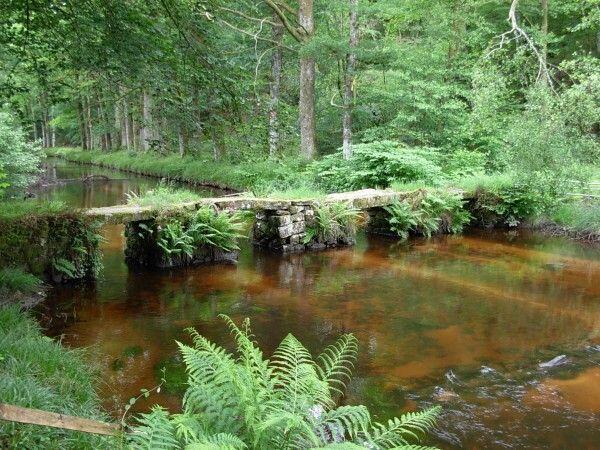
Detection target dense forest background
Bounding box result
[0,0,598,188]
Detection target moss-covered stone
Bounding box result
[0,212,102,282]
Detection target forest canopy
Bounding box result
[0,0,598,184]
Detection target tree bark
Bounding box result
[85,97,94,150]
[77,101,87,150]
[141,90,153,151]
[269,13,284,158]
[178,126,186,158]
[299,0,316,159]
[342,0,358,160]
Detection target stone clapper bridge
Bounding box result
[85,189,413,267]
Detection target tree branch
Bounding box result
[264,0,304,42]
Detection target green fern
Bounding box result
[130,316,441,449]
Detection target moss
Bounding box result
[0,205,102,282]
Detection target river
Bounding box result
[34,158,600,449]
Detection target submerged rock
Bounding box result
[538,354,570,369]
[433,386,460,402]
[445,369,463,385]
[480,365,497,376]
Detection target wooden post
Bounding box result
[0,403,120,436]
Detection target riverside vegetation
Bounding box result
[0,0,599,448]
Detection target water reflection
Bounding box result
[34,159,600,448]
[40,226,600,449]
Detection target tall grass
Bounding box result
[0,306,118,449]
[127,184,203,207]
[551,201,600,234]
[0,268,41,295]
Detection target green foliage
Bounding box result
[443,150,486,179]
[0,306,117,449]
[130,315,440,449]
[136,207,248,265]
[471,183,552,228]
[127,184,202,207]
[310,142,443,192]
[550,200,600,235]
[306,203,360,245]
[0,267,41,296]
[157,221,196,259]
[384,191,470,239]
[0,112,41,195]
[0,206,102,281]
[383,202,417,241]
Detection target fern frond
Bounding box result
[319,405,371,441]
[129,405,180,450]
[186,432,247,449]
[270,333,333,412]
[368,407,441,448]
[316,334,358,396]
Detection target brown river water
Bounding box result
[35,159,600,449]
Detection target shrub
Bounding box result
[384,191,470,239]
[305,202,361,245]
[131,207,248,267]
[0,306,116,449]
[130,315,440,449]
[0,111,41,195]
[310,141,443,191]
[444,149,486,179]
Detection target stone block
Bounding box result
[274,214,292,226]
[278,221,306,239]
[289,205,304,214]
[290,213,304,223]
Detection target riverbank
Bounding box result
[46,147,307,193]
[0,305,118,448]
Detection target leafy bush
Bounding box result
[0,306,116,449]
[305,202,361,245]
[471,182,554,228]
[130,315,440,449]
[384,191,470,239]
[444,149,486,179]
[0,111,41,195]
[310,141,443,192]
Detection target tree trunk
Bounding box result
[85,97,94,150]
[77,101,87,150]
[540,0,548,67]
[178,126,186,158]
[140,90,153,151]
[269,14,284,158]
[30,102,38,142]
[299,0,316,159]
[342,0,358,160]
[210,126,221,161]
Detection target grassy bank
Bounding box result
[0,305,118,449]
[47,147,307,193]
[0,267,44,308]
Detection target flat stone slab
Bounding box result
[84,189,404,224]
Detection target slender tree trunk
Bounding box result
[269,14,284,158]
[85,97,94,150]
[178,126,186,158]
[30,102,38,142]
[40,117,47,148]
[342,0,358,160]
[77,101,87,150]
[210,125,221,161]
[141,90,153,151]
[540,0,548,67]
[299,0,316,159]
